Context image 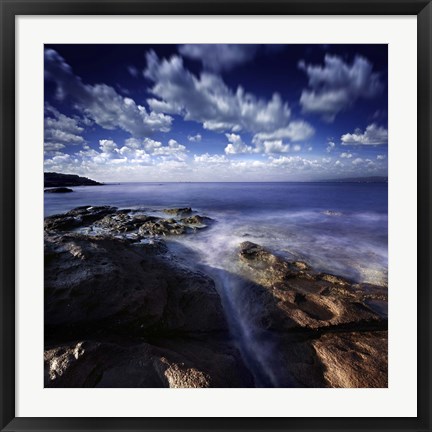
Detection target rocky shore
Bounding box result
[44,206,387,388]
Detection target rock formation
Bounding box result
[44,207,387,388]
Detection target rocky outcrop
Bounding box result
[44,207,388,388]
[44,206,252,388]
[163,207,192,216]
[44,206,117,231]
[44,187,74,193]
[236,241,388,388]
[44,232,226,335]
[44,172,103,187]
[44,206,212,238]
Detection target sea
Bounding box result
[44,181,387,286]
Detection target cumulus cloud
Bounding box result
[341,124,388,145]
[179,44,258,72]
[269,155,322,170]
[377,154,386,160]
[44,49,172,137]
[145,51,304,136]
[224,133,254,155]
[44,104,85,153]
[299,55,383,121]
[340,152,353,158]
[260,140,290,154]
[194,153,228,164]
[188,133,202,142]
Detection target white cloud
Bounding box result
[224,133,254,155]
[326,141,335,153]
[340,152,353,158]
[179,44,258,72]
[188,133,202,142]
[269,156,321,170]
[299,55,383,121]
[44,105,85,152]
[377,154,386,160]
[44,49,173,137]
[194,153,228,164]
[44,143,66,153]
[352,158,364,165]
[252,121,315,144]
[152,139,188,161]
[145,51,304,136]
[341,124,388,145]
[292,144,302,152]
[260,140,290,154]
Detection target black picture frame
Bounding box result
[1,1,431,431]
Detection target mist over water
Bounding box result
[45,182,388,286]
[45,182,388,386]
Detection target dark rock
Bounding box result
[138,219,187,236]
[44,232,227,335]
[180,215,213,226]
[163,207,192,216]
[44,206,117,231]
[44,187,74,193]
[44,338,253,388]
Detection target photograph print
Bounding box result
[44,44,388,388]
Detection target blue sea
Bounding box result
[44,182,388,286]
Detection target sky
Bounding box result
[44,44,388,182]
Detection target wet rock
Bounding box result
[238,241,386,330]
[236,241,387,387]
[163,207,192,216]
[45,207,212,238]
[138,220,187,236]
[44,187,74,193]
[95,213,159,233]
[44,206,117,231]
[180,215,213,226]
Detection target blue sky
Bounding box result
[44,44,388,182]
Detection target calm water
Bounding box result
[45,182,388,286]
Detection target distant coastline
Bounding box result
[318,176,388,183]
[44,172,103,188]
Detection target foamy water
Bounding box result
[45,181,388,285]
